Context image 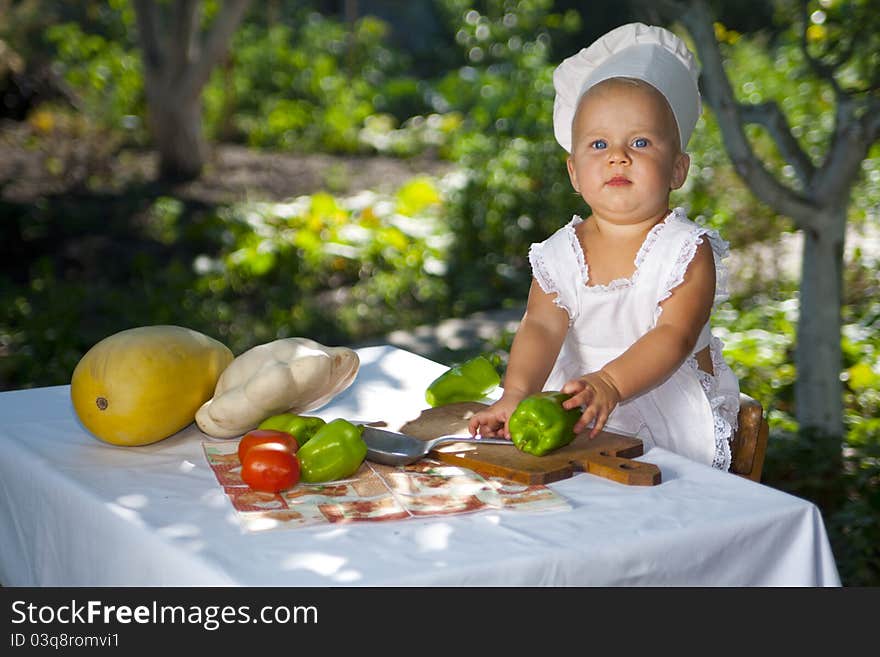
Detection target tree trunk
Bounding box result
[132,0,253,182]
[147,91,206,182]
[794,208,845,438]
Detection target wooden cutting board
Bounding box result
[398,401,661,486]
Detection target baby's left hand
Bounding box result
[561,371,622,437]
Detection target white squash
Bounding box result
[195,337,359,438]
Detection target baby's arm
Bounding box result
[468,278,569,438]
[562,240,717,435]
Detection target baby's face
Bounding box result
[567,78,690,225]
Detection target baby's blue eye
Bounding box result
[632,137,649,148]
[591,139,607,149]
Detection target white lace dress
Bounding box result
[528,207,740,470]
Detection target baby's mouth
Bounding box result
[605,176,632,186]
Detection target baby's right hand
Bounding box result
[467,395,523,439]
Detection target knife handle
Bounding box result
[428,435,513,449]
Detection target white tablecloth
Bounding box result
[0,345,840,586]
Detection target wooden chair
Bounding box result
[729,393,770,482]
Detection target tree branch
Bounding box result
[672,0,817,224]
[800,1,880,95]
[170,0,200,81]
[739,101,815,187]
[132,0,164,73]
[798,0,843,97]
[182,0,252,101]
[812,96,876,208]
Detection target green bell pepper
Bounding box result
[297,418,367,483]
[258,413,326,447]
[425,355,501,407]
[508,392,581,456]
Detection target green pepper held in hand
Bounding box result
[296,418,367,483]
[258,413,326,446]
[508,392,581,456]
[425,355,501,407]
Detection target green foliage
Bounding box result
[193,178,453,348]
[424,0,583,310]
[358,112,465,158]
[776,0,880,96]
[204,13,429,153]
[829,436,880,587]
[0,0,135,62]
[444,135,576,310]
[43,21,145,140]
[432,0,578,139]
[714,296,799,428]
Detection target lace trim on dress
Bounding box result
[656,232,702,310]
[566,216,588,283]
[699,226,731,306]
[654,217,732,324]
[528,220,582,322]
[634,207,686,270]
[572,207,684,292]
[687,336,737,471]
[710,414,733,471]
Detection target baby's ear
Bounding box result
[670,152,690,190]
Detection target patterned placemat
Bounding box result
[203,440,571,532]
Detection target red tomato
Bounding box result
[237,429,298,464]
[240,445,301,493]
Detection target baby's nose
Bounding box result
[606,145,631,164]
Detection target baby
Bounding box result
[468,23,740,470]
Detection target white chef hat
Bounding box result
[553,22,701,152]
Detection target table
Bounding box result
[0,345,840,586]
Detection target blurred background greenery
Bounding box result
[0,0,877,585]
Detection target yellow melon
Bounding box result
[71,325,234,446]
